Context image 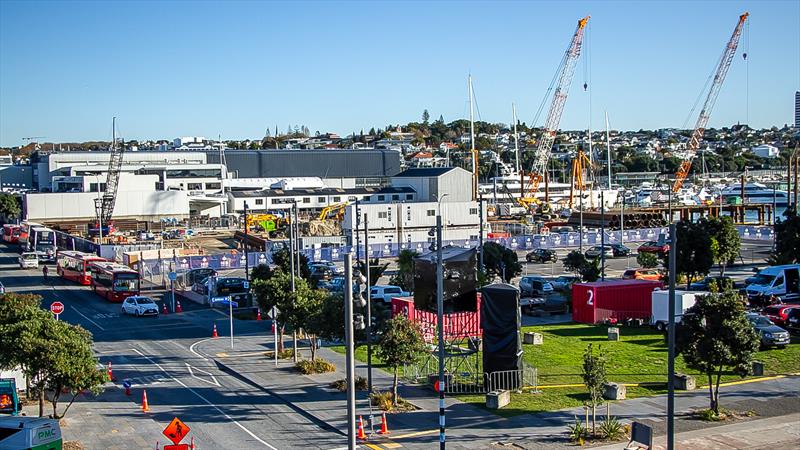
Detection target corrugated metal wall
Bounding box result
[208,149,402,178]
[572,280,662,324]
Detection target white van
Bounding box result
[744,264,800,299]
[651,290,703,331]
[0,417,62,449]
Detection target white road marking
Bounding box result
[130,347,277,449]
[70,305,106,331]
[186,363,220,387]
[189,337,214,361]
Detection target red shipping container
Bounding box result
[572,280,663,324]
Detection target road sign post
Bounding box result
[168,271,177,313]
[271,306,278,367]
[50,302,64,321]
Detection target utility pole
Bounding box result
[344,253,356,450]
[364,213,373,395]
[478,198,484,272]
[289,202,298,363]
[436,215,446,449]
[243,201,249,281]
[667,223,677,450]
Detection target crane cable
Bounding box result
[744,17,750,126]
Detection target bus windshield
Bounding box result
[113,273,140,292]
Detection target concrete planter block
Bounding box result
[674,373,696,391]
[486,390,511,409]
[607,327,620,341]
[752,361,764,376]
[602,382,626,400]
[523,332,543,345]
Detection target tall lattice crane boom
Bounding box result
[100,117,123,224]
[673,12,748,192]
[528,15,589,194]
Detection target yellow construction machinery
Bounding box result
[318,203,348,221]
[245,213,290,235]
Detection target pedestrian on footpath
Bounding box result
[42,265,49,281]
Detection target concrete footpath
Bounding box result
[195,333,800,449]
[591,413,800,450]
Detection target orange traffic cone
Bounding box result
[176,300,183,313]
[357,415,367,440]
[378,412,390,434]
[162,303,168,315]
[190,436,195,449]
[212,323,219,338]
[141,389,150,413]
[256,309,262,321]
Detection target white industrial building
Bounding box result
[24,191,190,223]
[751,144,779,159]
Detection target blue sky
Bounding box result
[1,0,798,146]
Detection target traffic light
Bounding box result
[353,270,367,308]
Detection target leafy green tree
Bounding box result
[294,287,329,361]
[389,249,418,291]
[0,193,21,219]
[582,344,608,434]
[702,216,741,276]
[250,263,273,282]
[0,293,105,417]
[482,242,522,283]
[375,315,427,406]
[675,290,760,416]
[422,109,430,125]
[253,270,301,353]
[675,220,714,290]
[770,209,800,265]
[563,250,587,275]
[636,251,659,269]
[356,258,389,286]
[271,248,311,281]
[563,250,600,281]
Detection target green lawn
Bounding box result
[329,323,800,416]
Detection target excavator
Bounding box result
[245,213,290,237]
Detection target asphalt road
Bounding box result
[0,243,344,450]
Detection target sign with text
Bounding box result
[50,302,65,316]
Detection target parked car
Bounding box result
[784,307,800,334]
[519,276,554,297]
[526,297,569,315]
[610,244,632,257]
[309,264,335,282]
[370,285,410,303]
[689,275,734,291]
[319,277,358,294]
[761,304,797,327]
[622,268,663,281]
[746,313,791,348]
[526,249,557,263]
[550,275,581,291]
[638,241,670,254]
[182,268,216,290]
[18,252,39,269]
[121,296,159,317]
[309,260,342,275]
[585,245,613,259]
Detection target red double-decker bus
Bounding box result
[56,251,106,285]
[89,262,140,302]
[2,224,26,244]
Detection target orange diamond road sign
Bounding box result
[162,417,190,445]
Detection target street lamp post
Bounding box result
[435,215,446,449]
[364,213,373,394]
[289,202,298,363]
[667,223,677,450]
[344,253,356,450]
[478,197,484,272]
[243,201,249,281]
[600,191,605,281]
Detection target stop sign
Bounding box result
[50,302,64,315]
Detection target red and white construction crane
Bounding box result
[673,12,749,192]
[525,15,590,199]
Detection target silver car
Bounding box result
[18,252,39,269]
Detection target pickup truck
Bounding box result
[369,285,410,303]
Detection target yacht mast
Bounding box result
[512,103,520,174]
[469,75,477,200]
[605,111,612,190]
